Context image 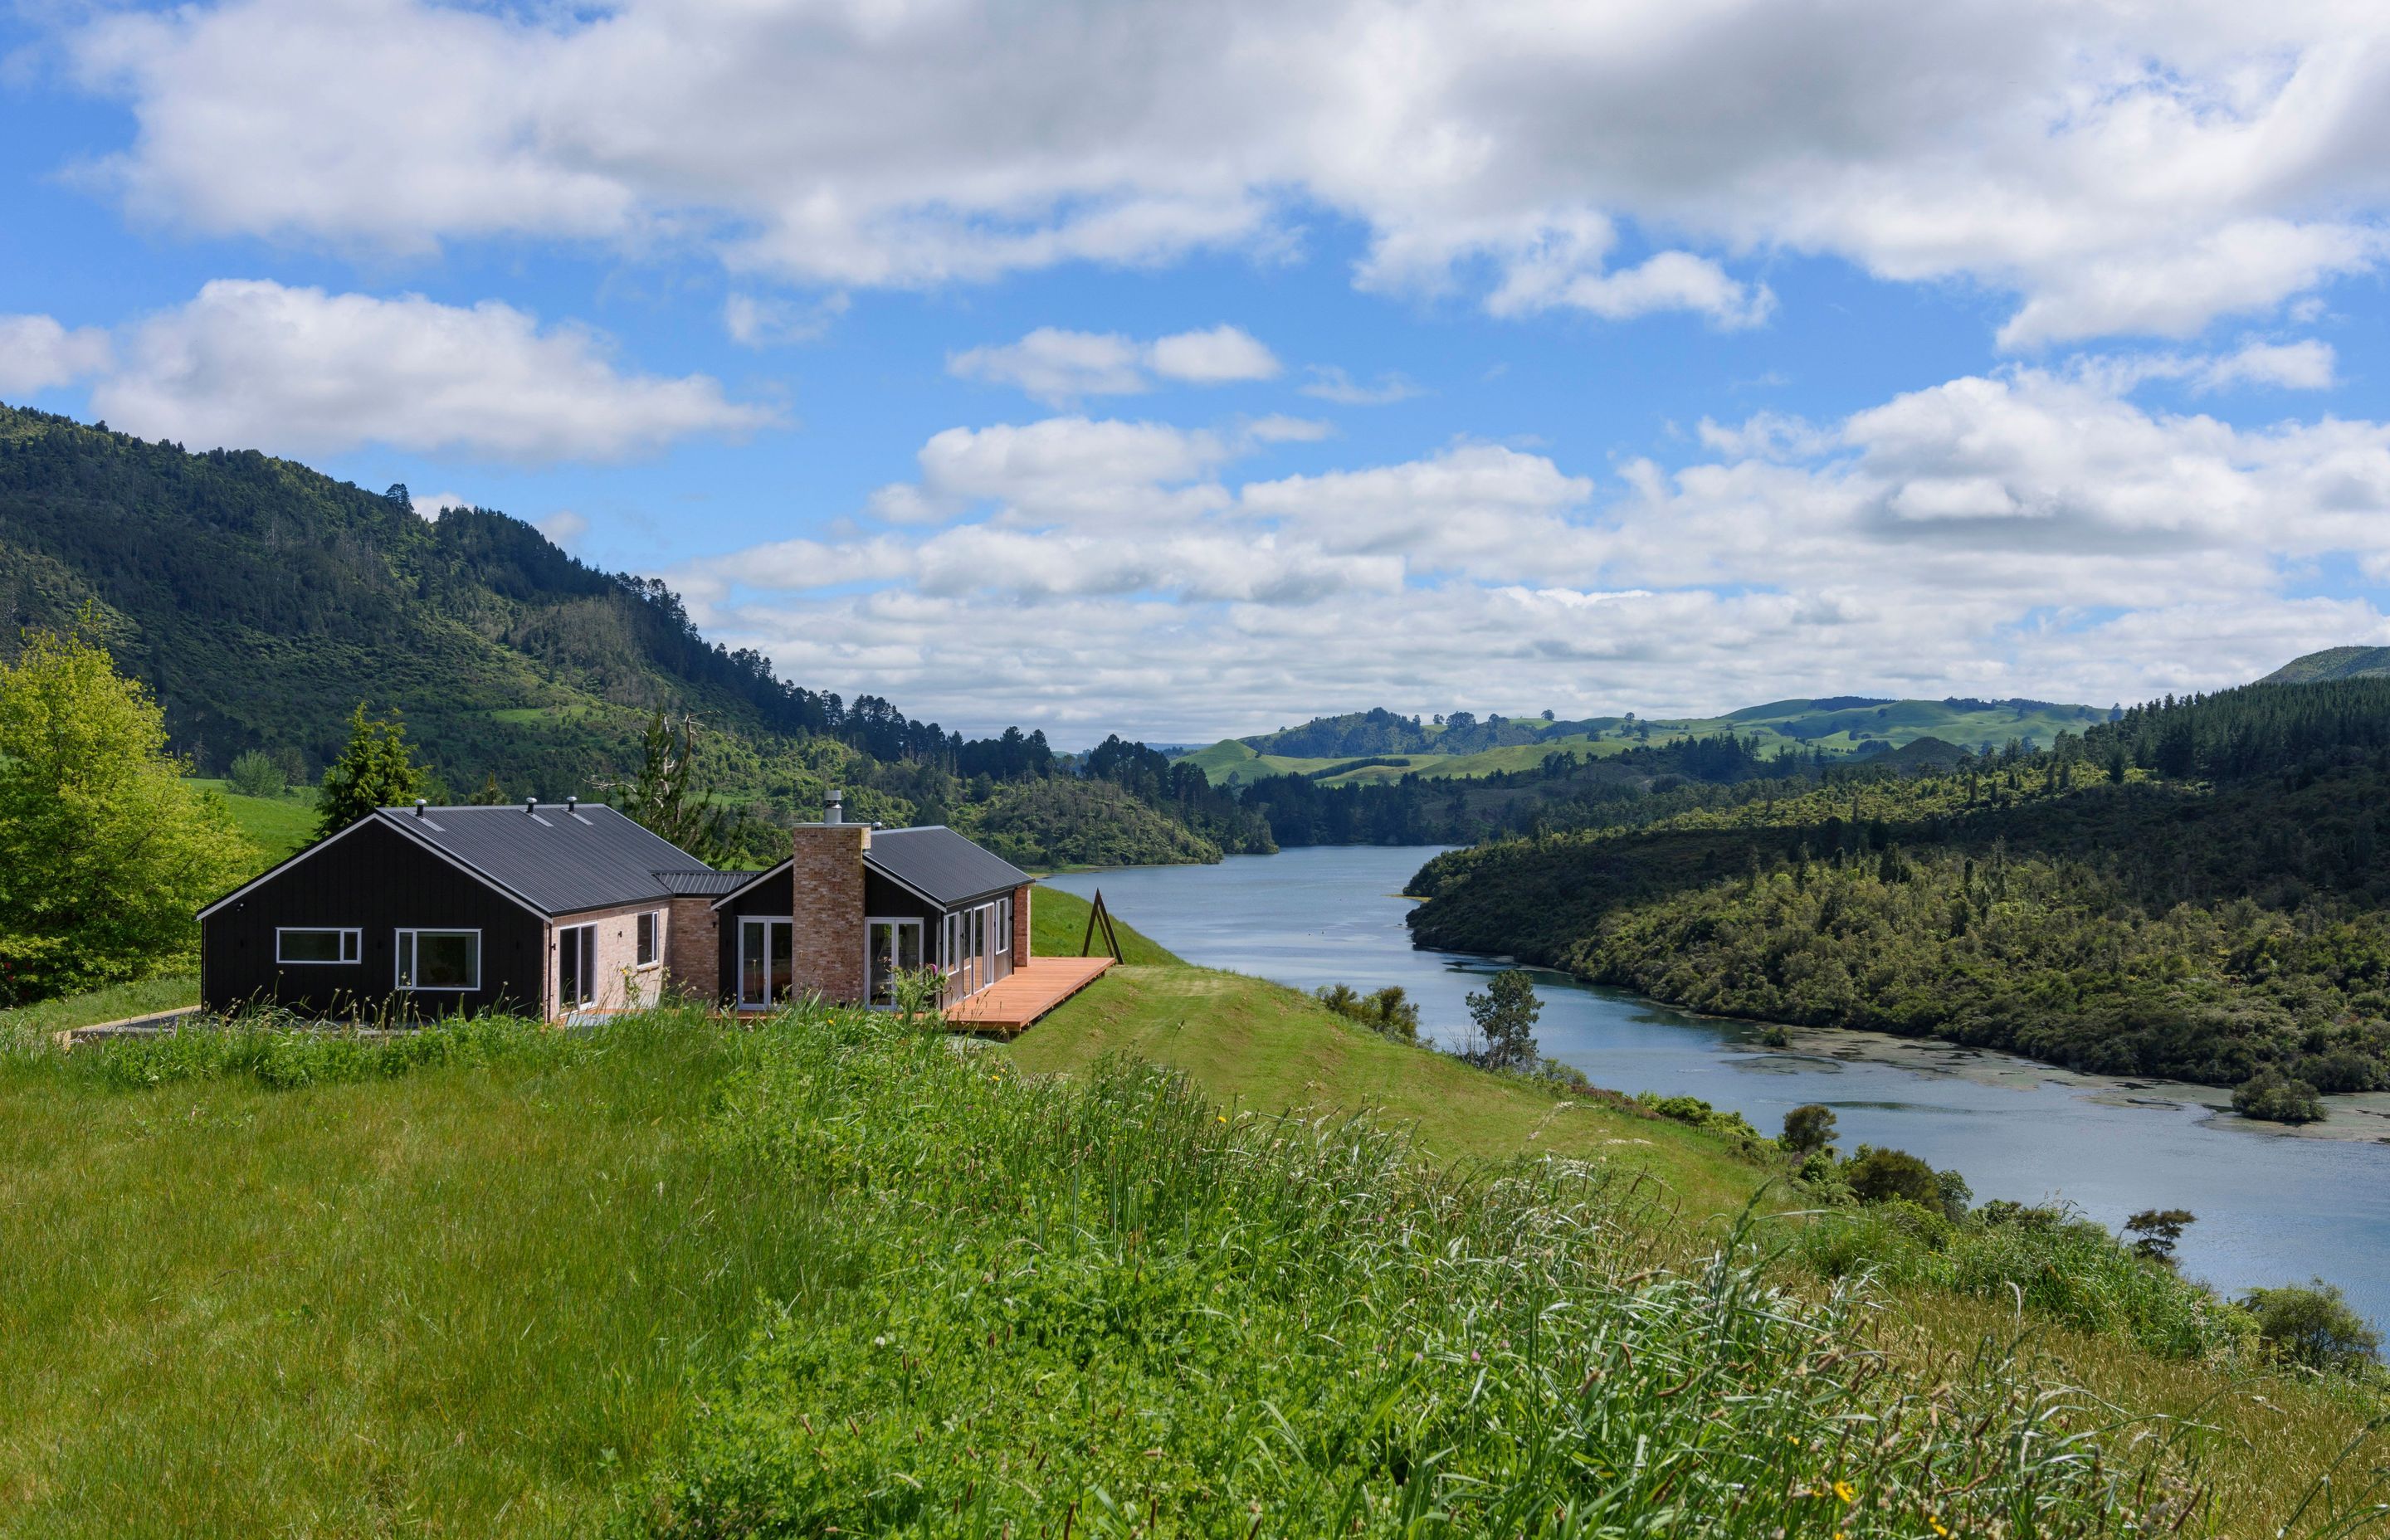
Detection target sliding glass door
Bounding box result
[558,922,598,1012]
[739,918,792,1008]
[866,918,923,1007]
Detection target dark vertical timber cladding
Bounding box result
[201,820,546,1017]
[716,868,793,1006]
[864,870,944,962]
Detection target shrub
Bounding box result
[2233,1067,2325,1123]
[1844,1144,1942,1207]
[1781,1102,1836,1156]
[2241,1280,2383,1372]
[1313,982,1421,1041]
[226,749,285,798]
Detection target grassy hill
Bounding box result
[1188,697,2112,788]
[2,888,2378,1533]
[2264,645,2390,684]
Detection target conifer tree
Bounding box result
[315,704,427,837]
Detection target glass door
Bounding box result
[866,918,924,1007]
[739,918,793,1008]
[558,922,598,1011]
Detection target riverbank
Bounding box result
[1046,846,2390,1326]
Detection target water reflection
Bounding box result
[1048,845,2390,1326]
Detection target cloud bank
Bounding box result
[671,349,2390,737]
[60,0,2390,343]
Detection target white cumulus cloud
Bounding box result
[0,314,112,397]
[86,280,774,462]
[949,325,1280,405]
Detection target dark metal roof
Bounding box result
[655,869,756,897]
[378,804,713,916]
[864,826,1032,908]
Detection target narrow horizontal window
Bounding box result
[396,929,480,991]
[277,928,359,965]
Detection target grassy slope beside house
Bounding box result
[0,889,2383,1534]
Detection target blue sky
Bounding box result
[4,1,2389,741]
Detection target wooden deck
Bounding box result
[946,955,1115,1035]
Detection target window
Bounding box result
[866,918,924,1008]
[738,918,793,1008]
[396,929,480,991]
[637,910,660,967]
[996,897,1012,954]
[277,928,359,964]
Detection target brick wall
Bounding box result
[666,895,719,1001]
[792,822,869,1002]
[1012,883,1032,961]
[546,899,670,1019]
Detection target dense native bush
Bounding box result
[2232,1067,2327,1124]
[640,1009,2205,1536]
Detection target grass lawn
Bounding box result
[188,777,319,867]
[0,973,198,1036]
[0,1016,831,1538]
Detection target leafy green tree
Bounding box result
[226,748,285,798]
[2240,1280,2382,1372]
[0,620,251,1001]
[2232,1069,2324,1124]
[467,772,510,806]
[1466,968,1542,1070]
[2123,1208,2196,1265]
[1781,1104,1838,1157]
[315,704,427,837]
[1843,1146,1942,1208]
[614,711,739,865]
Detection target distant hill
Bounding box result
[2261,646,2390,685]
[1188,697,2111,787]
[0,403,948,795]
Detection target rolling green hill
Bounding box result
[1188,696,2112,787]
[2262,646,2390,685]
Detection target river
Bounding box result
[1046,845,2390,1328]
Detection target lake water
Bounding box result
[1047,845,2390,1328]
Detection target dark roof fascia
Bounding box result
[710,858,793,910]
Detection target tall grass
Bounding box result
[646,1010,2253,1536]
[0,1006,839,1538]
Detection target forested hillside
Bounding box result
[0,404,1261,865]
[1408,680,2390,1094]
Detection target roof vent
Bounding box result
[825,789,843,825]
[413,798,427,816]
[565,795,578,813]
[524,797,539,814]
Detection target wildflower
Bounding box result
[1834,1479,1856,1503]
[1929,1520,1949,1538]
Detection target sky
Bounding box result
[3,1,2390,743]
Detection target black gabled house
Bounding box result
[198,799,715,1021]
[196,793,1040,1021]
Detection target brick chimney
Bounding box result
[791,791,868,1002]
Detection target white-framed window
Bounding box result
[866,917,924,1008]
[396,928,480,992]
[277,927,360,965]
[637,910,661,967]
[996,896,1012,954]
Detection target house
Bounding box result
[196,792,1078,1025]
